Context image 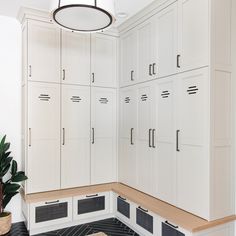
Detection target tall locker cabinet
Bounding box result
[91,88,117,184]
[61,85,91,189]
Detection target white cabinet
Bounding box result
[91,87,117,184]
[120,30,138,86]
[154,76,177,205]
[154,2,178,78]
[91,34,117,88]
[61,31,90,85]
[178,0,209,71]
[27,20,60,83]
[137,20,156,82]
[61,85,91,189]
[136,82,156,195]
[119,87,137,187]
[27,82,60,193]
[176,68,209,219]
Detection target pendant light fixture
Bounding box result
[51,0,116,33]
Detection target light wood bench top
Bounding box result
[22,183,236,233]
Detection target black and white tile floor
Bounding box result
[5,218,139,236]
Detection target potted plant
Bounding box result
[0,135,27,235]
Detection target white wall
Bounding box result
[0,16,23,223]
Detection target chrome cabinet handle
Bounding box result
[149,64,152,76]
[45,200,59,205]
[92,128,95,144]
[29,65,32,78]
[152,129,156,148]
[177,55,181,68]
[131,128,134,145]
[62,128,65,145]
[62,69,65,80]
[86,194,98,198]
[165,221,179,229]
[131,70,134,81]
[149,129,152,147]
[29,128,31,147]
[138,206,148,213]
[176,130,180,152]
[92,73,95,83]
[152,63,156,75]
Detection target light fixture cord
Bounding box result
[94,0,97,7]
[58,0,61,8]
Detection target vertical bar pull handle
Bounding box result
[29,128,32,147]
[131,70,134,81]
[177,55,181,68]
[152,129,156,148]
[149,64,152,76]
[29,65,32,78]
[92,73,95,83]
[62,69,65,80]
[92,128,95,144]
[149,129,152,148]
[131,128,134,145]
[152,63,156,75]
[176,130,180,152]
[62,128,65,145]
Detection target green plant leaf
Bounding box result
[11,160,17,175]
[3,183,20,195]
[2,192,18,210]
[0,135,6,147]
[0,163,11,178]
[11,172,28,182]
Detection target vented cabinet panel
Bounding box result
[136,208,153,234]
[117,197,130,219]
[36,202,67,223]
[162,222,185,236]
[78,196,105,215]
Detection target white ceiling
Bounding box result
[0,0,155,26]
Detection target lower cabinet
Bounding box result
[73,192,111,221]
[162,221,185,236]
[29,198,72,229]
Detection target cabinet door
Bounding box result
[61,85,90,189]
[120,30,138,86]
[91,88,117,184]
[136,83,155,195]
[155,2,178,78]
[137,20,156,82]
[176,68,209,219]
[27,82,60,193]
[61,31,90,85]
[28,20,60,83]
[91,34,117,88]
[178,0,209,71]
[119,87,137,187]
[154,77,177,205]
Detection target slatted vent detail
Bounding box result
[141,94,148,102]
[136,208,153,234]
[117,197,130,219]
[161,91,170,98]
[99,98,109,104]
[39,94,51,101]
[71,96,82,103]
[125,97,131,104]
[187,86,199,95]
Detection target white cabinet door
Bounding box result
[91,34,117,88]
[61,31,90,85]
[61,85,90,189]
[154,77,177,205]
[178,0,209,71]
[120,30,138,86]
[28,20,60,83]
[137,20,156,82]
[91,87,117,184]
[27,82,60,193]
[176,68,209,219]
[136,82,156,195]
[119,87,137,187]
[155,2,178,78]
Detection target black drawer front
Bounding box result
[35,202,68,223]
[136,208,153,234]
[117,197,130,219]
[162,222,185,236]
[78,196,105,215]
